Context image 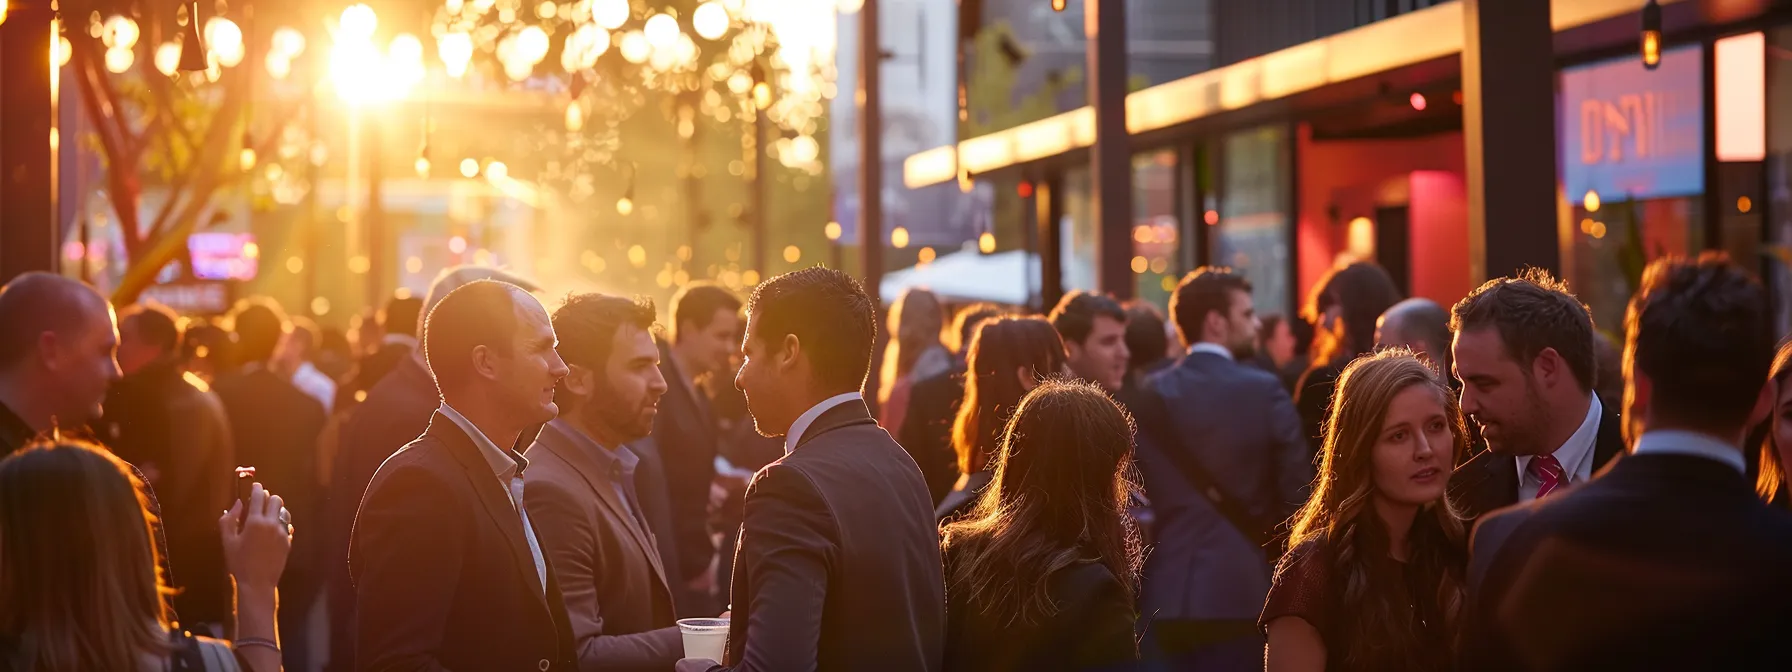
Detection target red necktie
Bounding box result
[1530,454,1564,499]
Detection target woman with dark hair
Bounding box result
[878,288,950,432]
[0,440,291,671]
[936,317,1069,522]
[1750,340,1792,508]
[940,379,1142,671]
[1263,350,1468,672]
[1296,262,1402,454]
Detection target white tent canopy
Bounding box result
[880,248,1038,306]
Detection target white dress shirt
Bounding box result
[291,361,337,415]
[783,392,863,454]
[438,403,548,594]
[1632,429,1747,474]
[1517,395,1602,502]
[1187,341,1235,361]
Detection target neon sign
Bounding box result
[1559,44,1703,201]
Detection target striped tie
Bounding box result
[1530,454,1564,499]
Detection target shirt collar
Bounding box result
[383,333,419,349]
[784,392,863,454]
[548,418,637,478]
[1186,342,1235,361]
[1518,395,1603,484]
[439,402,521,480]
[1633,429,1747,474]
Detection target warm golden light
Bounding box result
[1642,30,1661,69]
[439,31,474,78]
[978,232,996,253]
[406,256,424,274]
[890,226,910,249]
[644,14,679,48]
[340,4,378,41]
[205,17,245,67]
[242,242,260,259]
[628,245,648,267]
[752,81,772,110]
[154,42,182,76]
[693,2,730,40]
[1739,196,1753,213]
[349,256,371,274]
[742,269,761,285]
[619,31,650,64]
[592,0,630,30]
[485,161,509,181]
[825,221,842,240]
[105,46,134,73]
[311,297,331,316]
[415,156,431,177]
[1582,190,1601,212]
[565,101,584,131]
[783,245,801,263]
[459,158,479,178]
[287,257,304,274]
[918,247,936,265]
[616,197,635,215]
[449,236,468,254]
[239,147,257,171]
[1131,256,1148,274]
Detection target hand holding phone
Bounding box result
[235,466,256,530]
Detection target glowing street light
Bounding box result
[592,0,630,30]
[340,4,378,42]
[693,2,730,41]
[206,17,245,67]
[439,31,474,78]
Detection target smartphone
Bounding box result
[235,466,256,529]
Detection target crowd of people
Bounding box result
[0,246,1789,671]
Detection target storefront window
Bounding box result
[1767,28,1792,335]
[1060,167,1099,292]
[1558,44,1705,335]
[1134,150,1180,308]
[1218,125,1292,317]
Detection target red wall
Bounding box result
[1295,124,1470,306]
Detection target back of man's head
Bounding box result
[228,299,290,366]
[1450,268,1596,393]
[1626,252,1772,435]
[1124,301,1169,371]
[1380,298,1450,357]
[420,266,540,338]
[670,281,742,341]
[424,280,525,395]
[1049,291,1126,345]
[746,267,874,393]
[120,304,181,356]
[0,273,109,374]
[288,316,321,359]
[1169,267,1251,345]
[381,296,425,340]
[949,302,1004,354]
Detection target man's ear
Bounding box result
[1532,346,1565,390]
[470,344,499,381]
[36,331,60,371]
[562,364,596,397]
[778,333,801,371]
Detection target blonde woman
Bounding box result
[878,288,950,431]
[1263,350,1468,672]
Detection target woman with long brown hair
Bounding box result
[1296,262,1402,454]
[936,316,1068,521]
[1263,350,1468,672]
[940,379,1142,671]
[1750,340,1792,507]
[877,288,950,432]
[0,440,290,671]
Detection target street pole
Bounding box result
[752,99,768,278]
[0,1,58,282]
[1087,0,1132,300]
[366,114,386,309]
[858,0,884,411]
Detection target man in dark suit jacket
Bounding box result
[898,302,1003,505]
[1444,271,1623,528]
[215,299,327,670]
[1462,253,1792,671]
[527,293,685,670]
[677,267,943,672]
[325,266,539,671]
[1134,268,1310,671]
[650,282,742,615]
[351,280,576,671]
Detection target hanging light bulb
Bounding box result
[239,132,256,171]
[1051,0,1067,11]
[1640,0,1662,70]
[179,2,208,71]
[617,164,636,215]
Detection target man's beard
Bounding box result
[585,383,657,444]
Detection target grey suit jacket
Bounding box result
[1134,351,1311,621]
[526,421,683,672]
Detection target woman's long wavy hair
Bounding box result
[951,317,1068,475]
[1751,340,1792,505]
[1303,262,1401,368]
[941,379,1142,625]
[1285,350,1468,668]
[0,440,175,670]
[877,288,946,404]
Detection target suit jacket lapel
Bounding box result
[537,423,670,587]
[427,413,551,609]
[792,399,878,451]
[1592,401,1627,471]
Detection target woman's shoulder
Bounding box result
[1048,559,1131,611]
[1262,538,1335,631]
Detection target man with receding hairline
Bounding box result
[0,272,122,453]
[351,279,577,671]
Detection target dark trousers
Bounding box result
[1140,619,1262,672]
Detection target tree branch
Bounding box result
[70,43,147,261]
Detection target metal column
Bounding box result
[1,1,58,282]
[1088,0,1132,299]
[1461,0,1559,282]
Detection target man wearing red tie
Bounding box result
[1443,269,1626,528]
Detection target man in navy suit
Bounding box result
[1462,253,1792,670]
[1134,267,1310,671]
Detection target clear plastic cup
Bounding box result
[676,617,730,662]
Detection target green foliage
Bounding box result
[961,21,1081,139]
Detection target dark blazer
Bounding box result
[934,470,992,523]
[625,437,684,594]
[1446,396,1625,528]
[706,399,944,672]
[1134,351,1311,622]
[942,555,1137,672]
[326,355,438,671]
[649,341,723,589]
[350,412,576,671]
[897,364,968,505]
[525,421,682,672]
[1460,449,1792,671]
[1293,361,1344,457]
